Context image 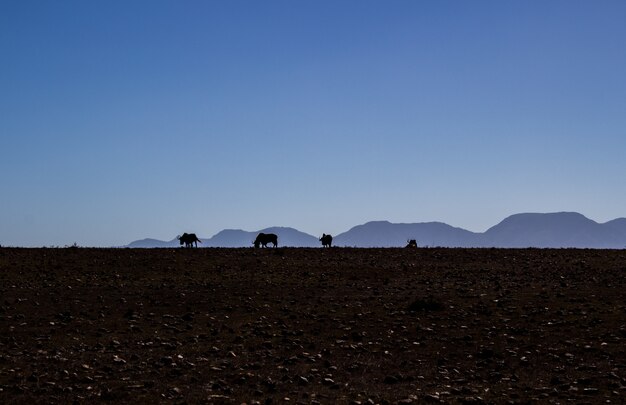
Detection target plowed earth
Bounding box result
[0,248,625,404]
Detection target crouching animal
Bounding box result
[253,233,278,248]
[179,233,202,248]
[405,239,417,248]
[320,233,333,247]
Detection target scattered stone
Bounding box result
[383,375,399,384]
[322,378,334,385]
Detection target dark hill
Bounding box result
[125,212,626,248]
[206,227,319,247]
[333,221,480,247]
[127,238,179,248]
[482,212,626,248]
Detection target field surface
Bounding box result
[0,248,625,404]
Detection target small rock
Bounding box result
[423,394,440,402]
[384,375,399,384]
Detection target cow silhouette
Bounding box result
[253,233,278,248]
[178,233,201,248]
[320,234,333,247]
[405,239,417,248]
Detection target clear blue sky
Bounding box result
[1,1,625,247]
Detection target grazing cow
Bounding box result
[405,239,417,248]
[320,233,333,248]
[178,233,202,248]
[253,233,278,248]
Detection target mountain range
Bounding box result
[126,212,626,249]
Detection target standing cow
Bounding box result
[179,233,202,248]
[253,233,278,248]
[320,233,333,247]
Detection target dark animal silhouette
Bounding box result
[178,233,201,248]
[253,233,278,248]
[320,233,333,247]
[406,239,417,248]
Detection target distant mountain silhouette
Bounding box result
[481,212,626,248]
[127,227,319,248]
[127,238,179,248]
[605,218,626,239]
[333,221,480,248]
[484,212,626,248]
[125,212,626,248]
[206,227,319,247]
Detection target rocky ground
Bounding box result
[0,247,625,404]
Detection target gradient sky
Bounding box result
[1,1,625,247]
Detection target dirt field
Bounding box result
[0,247,625,404]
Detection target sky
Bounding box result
[1,1,625,247]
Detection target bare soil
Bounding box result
[0,247,625,404]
